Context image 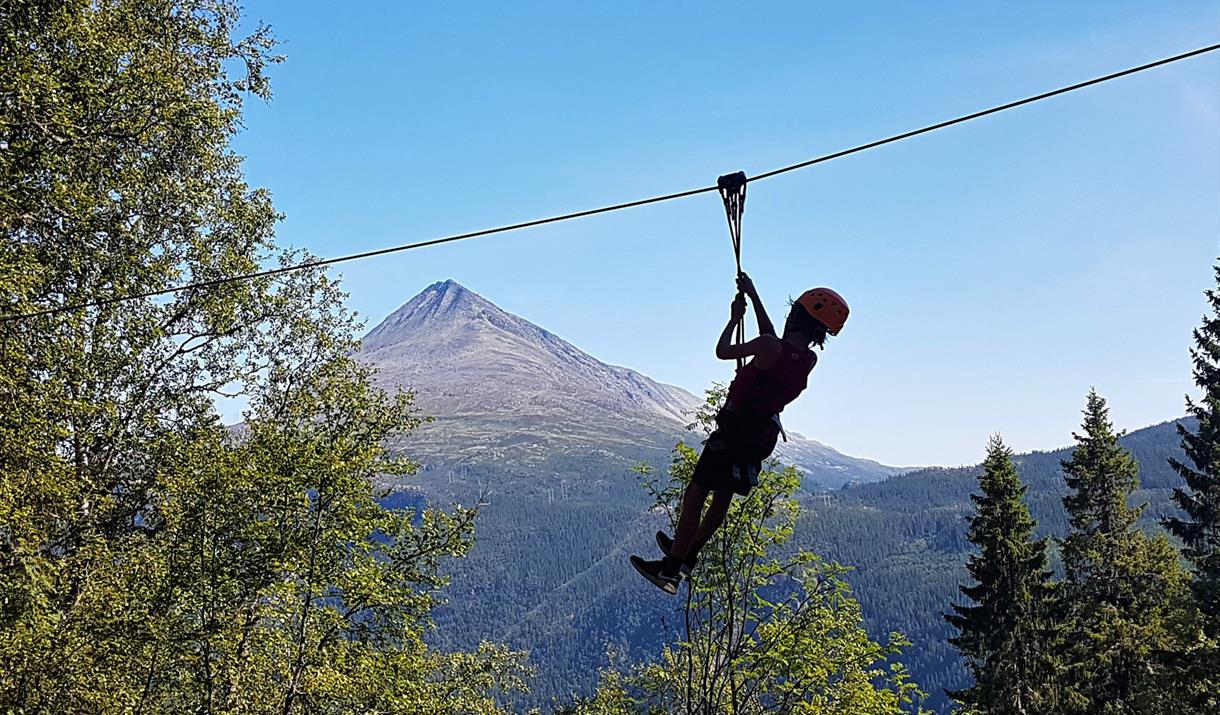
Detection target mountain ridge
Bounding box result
[358,279,902,486]
[362,279,697,424]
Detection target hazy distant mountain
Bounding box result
[359,279,901,487]
[361,280,696,460]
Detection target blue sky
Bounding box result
[231,1,1219,466]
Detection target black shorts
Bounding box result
[692,435,762,497]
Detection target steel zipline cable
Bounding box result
[5,42,1218,324]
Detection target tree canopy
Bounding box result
[0,1,528,711]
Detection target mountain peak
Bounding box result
[361,279,501,351]
[421,278,482,312]
[430,277,467,294]
[358,279,701,432]
[357,280,900,486]
[418,278,480,311]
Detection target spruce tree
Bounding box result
[1061,391,1142,574]
[1163,262,1220,710]
[1057,390,1192,715]
[946,435,1054,715]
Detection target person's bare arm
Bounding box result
[716,293,782,366]
[737,272,776,337]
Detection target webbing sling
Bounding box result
[717,171,747,369]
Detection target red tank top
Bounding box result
[725,340,816,416]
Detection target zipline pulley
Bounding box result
[718,171,748,369]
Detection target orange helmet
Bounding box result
[795,288,849,335]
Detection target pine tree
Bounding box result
[945,435,1055,715]
[1163,261,1220,711]
[1056,390,1193,715]
[1060,390,1143,593]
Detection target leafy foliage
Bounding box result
[565,390,923,714]
[0,1,527,712]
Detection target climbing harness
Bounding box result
[717,171,748,369]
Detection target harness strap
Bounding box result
[717,171,748,369]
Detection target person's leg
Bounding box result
[667,480,710,563]
[690,489,734,553]
[634,447,726,590]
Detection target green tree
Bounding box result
[1055,390,1193,715]
[556,664,635,715]
[0,1,528,711]
[1163,261,1220,712]
[574,388,923,715]
[135,352,530,715]
[945,435,1055,715]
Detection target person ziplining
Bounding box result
[629,274,849,594]
[630,173,850,594]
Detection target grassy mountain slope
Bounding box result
[363,279,902,488]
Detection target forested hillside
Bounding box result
[793,417,1193,712]
[410,416,1191,712]
[357,282,1197,713]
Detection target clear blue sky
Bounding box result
[231,1,1219,467]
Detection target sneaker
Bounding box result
[655,531,699,577]
[630,555,680,595]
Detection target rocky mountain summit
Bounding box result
[364,280,696,425]
[358,279,900,487]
